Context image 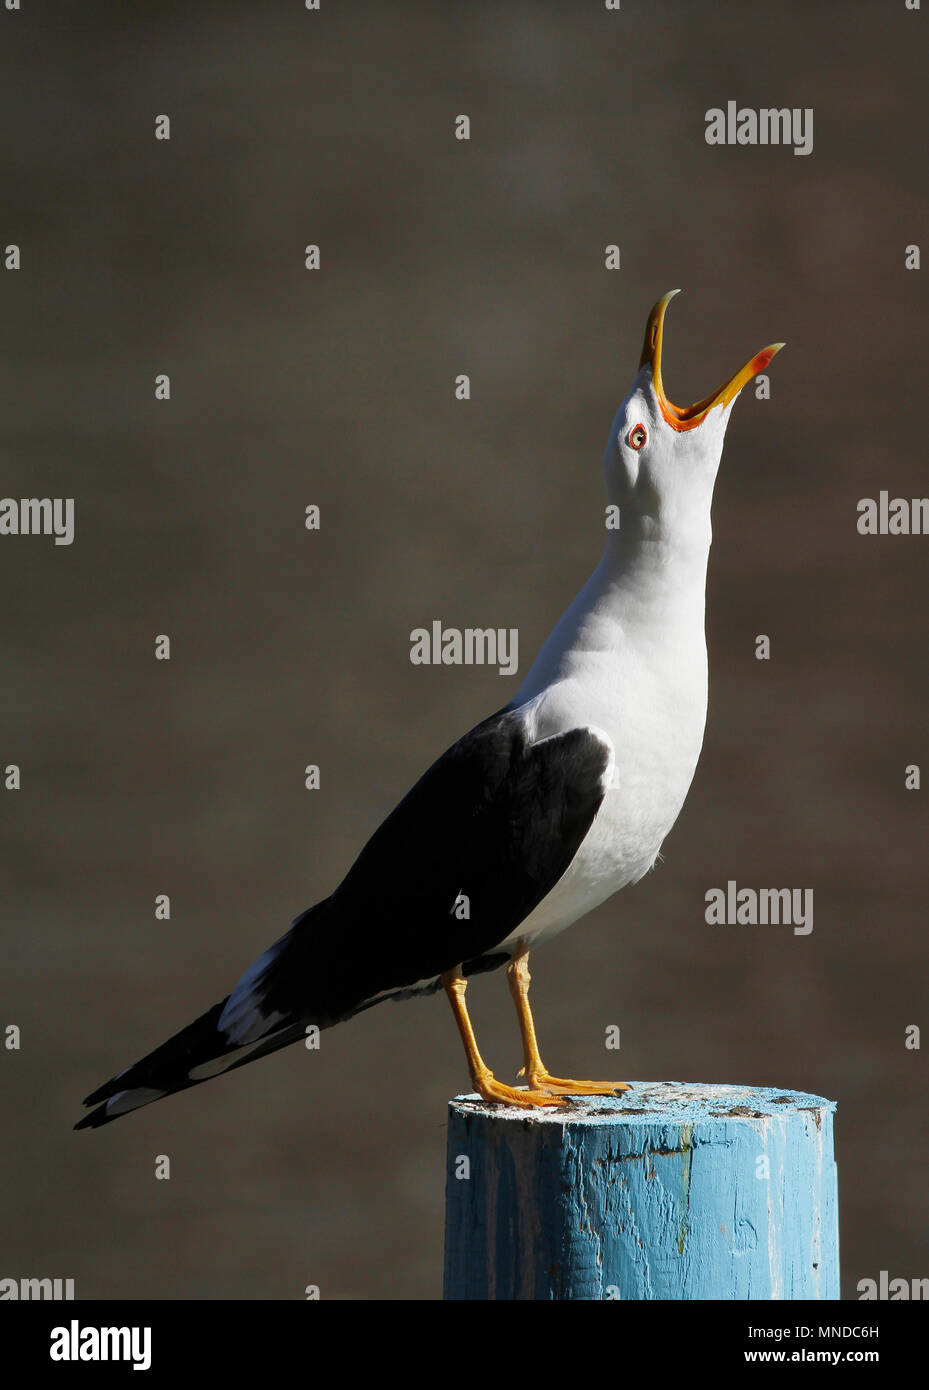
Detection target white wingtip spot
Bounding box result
[188,1035,272,1081]
[106,1087,167,1117]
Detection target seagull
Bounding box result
[76,292,782,1127]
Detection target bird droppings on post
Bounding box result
[449,1080,818,1123]
[444,1082,839,1300]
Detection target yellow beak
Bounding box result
[640,290,784,431]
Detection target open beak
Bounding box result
[640,290,784,431]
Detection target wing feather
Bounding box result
[242,706,613,1028]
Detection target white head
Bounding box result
[605,291,784,557]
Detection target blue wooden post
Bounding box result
[444,1083,839,1300]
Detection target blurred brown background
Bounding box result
[1,1,926,1299]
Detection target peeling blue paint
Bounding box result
[444,1082,839,1300]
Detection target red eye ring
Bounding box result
[628,424,648,451]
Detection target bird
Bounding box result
[76,291,783,1128]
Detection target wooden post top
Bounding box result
[445,1081,840,1299]
[449,1081,836,1126]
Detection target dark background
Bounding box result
[1,1,926,1299]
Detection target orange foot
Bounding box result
[472,1071,567,1108]
[527,1070,631,1097]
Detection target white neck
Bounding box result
[514,509,711,707]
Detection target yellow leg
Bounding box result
[506,948,630,1096]
[442,967,566,1108]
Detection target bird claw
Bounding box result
[529,1072,631,1097]
[473,1072,568,1108]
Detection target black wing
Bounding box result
[231,705,613,1031]
[76,706,611,1127]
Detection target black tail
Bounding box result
[75,900,337,1130]
[74,999,308,1130]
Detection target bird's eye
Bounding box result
[628,425,648,451]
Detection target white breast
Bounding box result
[499,573,709,952]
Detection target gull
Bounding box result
[76,292,782,1127]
